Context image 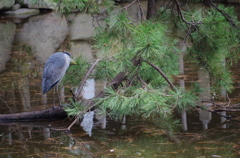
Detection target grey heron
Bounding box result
[42,52,76,105]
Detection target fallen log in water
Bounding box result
[0,107,67,121]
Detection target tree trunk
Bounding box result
[203,0,211,7]
[147,0,156,20]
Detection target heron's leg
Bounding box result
[56,83,63,107]
[52,88,55,105]
[52,87,57,108]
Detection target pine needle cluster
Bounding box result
[52,0,115,14]
[91,11,199,121]
[183,5,240,93]
[62,55,89,88]
[59,2,239,125]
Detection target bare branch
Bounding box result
[117,0,138,12]
[137,0,146,22]
[65,99,95,131]
[75,59,102,99]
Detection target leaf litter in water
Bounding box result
[28,152,77,158]
[194,147,225,150]
[211,155,222,157]
[197,141,223,144]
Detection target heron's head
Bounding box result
[63,52,76,65]
[63,51,71,57]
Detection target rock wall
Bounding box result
[15,12,69,62]
[0,0,56,16]
[0,0,15,11]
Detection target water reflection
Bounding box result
[0,22,16,72]
[0,48,42,113]
[0,120,238,158]
[220,108,227,129]
[178,41,188,131]
[19,77,31,109]
[0,120,110,157]
[198,69,212,130]
[80,111,94,136]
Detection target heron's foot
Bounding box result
[59,103,64,107]
[52,105,58,109]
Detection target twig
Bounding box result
[0,98,14,113]
[70,89,76,103]
[159,0,173,15]
[209,109,240,112]
[144,60,176,90]
[66,113,81,131]
[209,0,239,30]
[171,94,179,110]
[197,103,239,119]
[137,0,145,22]
[117,0,138,12]
[66,100,94,131]
[75,59,102,98]
[138,74,148,88]
[201,100,224,107]
[174,0,202,41]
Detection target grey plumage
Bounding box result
[42,52,75,94]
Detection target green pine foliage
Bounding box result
[167,86,199,113]
[55,0,87,13]
[183,5,239,93]
[91,11,200,121]
[52,0,115,14]
[94,59,117,81]
[94,86,171,120]
[59,1,239,127]
[62,55,89,87]
[63,99,85,116]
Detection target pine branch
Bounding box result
[66,100,94,131]
[144,60,176,90]
[209,0,239,30]
[174,0,202,41]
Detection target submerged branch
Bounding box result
[0,107,67,121]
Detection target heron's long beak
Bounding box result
[70,58,77,65]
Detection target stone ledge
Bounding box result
[2,8,40,16]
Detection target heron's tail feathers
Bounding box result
[42,79,59,94]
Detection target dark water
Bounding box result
[0,6,240,158]
[0,118,239,157]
